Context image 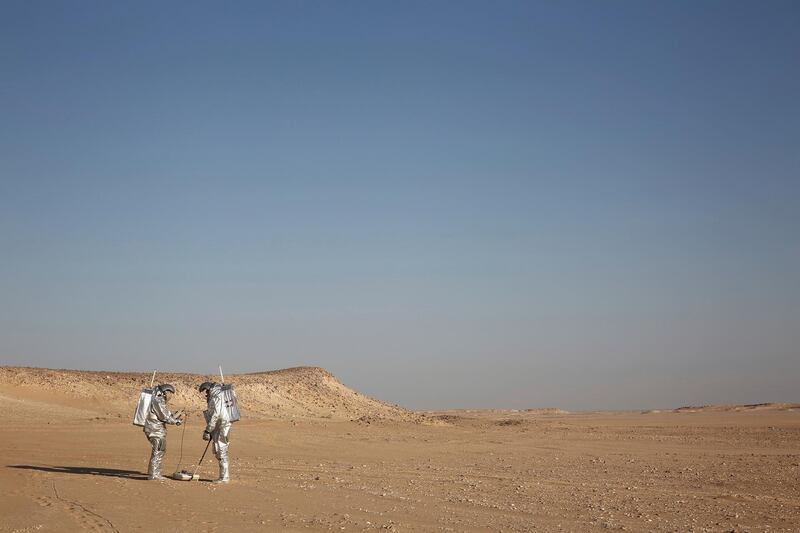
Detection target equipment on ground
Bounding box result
[171,410,209,482]
[172,437,210,482]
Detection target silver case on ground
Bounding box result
[132,388,154,426]
[222,384,240,422]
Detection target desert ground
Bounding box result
[0,367,798,532]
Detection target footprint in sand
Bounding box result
[38,489,118,531]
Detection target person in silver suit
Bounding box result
[199,381,232,483]
[143,383,183,480]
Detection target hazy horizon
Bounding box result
[2,1,798,411]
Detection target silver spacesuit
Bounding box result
[202,383,232,483]
[143,384,182,480]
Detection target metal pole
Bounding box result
[192,439,212,478]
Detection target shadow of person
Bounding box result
[8,464,148,480]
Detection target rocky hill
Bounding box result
[0,366,416,422]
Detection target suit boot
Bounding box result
[213,459,230,484]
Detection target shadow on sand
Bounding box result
[8,464,148,480]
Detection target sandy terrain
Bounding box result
[1,367,798,532]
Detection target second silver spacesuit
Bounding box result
[143,384,182,480]
[201,382,232,483]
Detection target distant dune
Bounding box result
[0,366,417,422]
[672,403,799,413]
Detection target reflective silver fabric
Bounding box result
[204,383,231,431]
[143,391,180,479]
[147,437,166,479]
[205,384,232,481]
[221,384,240,422]
[132,388,154,426]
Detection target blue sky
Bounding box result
[1,1,798,410]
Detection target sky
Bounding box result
[1,1,798,410]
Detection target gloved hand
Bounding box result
[202,430,211,441]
